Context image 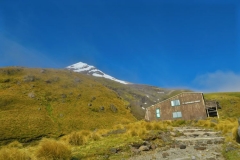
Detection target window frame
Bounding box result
[156,108,160,118]
[171,99,180,107]
[172,111,182,118]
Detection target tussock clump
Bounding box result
[145,123,153,130]
[68,132,88,145]
[7,141,23,148]
[0,148,30,160]
[127,129,139,137]
[36,139,71,160]
[172,120,186,127]
[113,124,125,130]
[152,122,164,130]
[91,132,102,141]
[80,130,91,137]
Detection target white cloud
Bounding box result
[193,71,240,92]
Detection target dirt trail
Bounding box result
[128,127,225,160]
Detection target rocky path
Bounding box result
[128,127,225,160]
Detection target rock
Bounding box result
[162,152,169,158]
[23,75,35,82]
[170,132,176,136]
[159,133,172,142]
[28,92,35,98]
[138,145,149,151]
[131,142,142,148]
[179,144,186,149]
[110,104,118,113]
[88,103,92,107]
[191,156,196,160]
[40,69,46,73]
[150,144,157,150]
[99,106,105,111]
[203,133,210,136]
[225,146,237,152]
[109,148,118,153]
[194,145,206,150]
[207,140,212,144]
[61,94,67,98]
[130,146,140,155]
[193,134,199,137]
[143,141,150,146]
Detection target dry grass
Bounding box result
[6,141,23,148]
[67,132,88,146]
[0,148,30,160]
[0,67,136,144]
[36,139,71,160]
[195,118,239,141]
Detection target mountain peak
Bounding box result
[66,62,129,84]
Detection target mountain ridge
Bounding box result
[66,62,129,84]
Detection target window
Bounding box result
[171,100,180,106]
[156,108,160,118]
[173,111,182,118]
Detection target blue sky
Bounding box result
[0,0,240,92]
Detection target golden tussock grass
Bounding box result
[90,132,102,141]
[67,132,89,146]
[6,141,23,149]
[36,139,71,160]
[0,148,30,160]
[195,118,239,142]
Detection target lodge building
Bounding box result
[145,92,220,121]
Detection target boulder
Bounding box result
[179,144,187,149]
[110,104,118,113]
[162,152,169,158]
[138,145,149,151]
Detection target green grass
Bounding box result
[204,92,240,118]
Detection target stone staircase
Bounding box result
[129,127,225,160]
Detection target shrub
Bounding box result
[68,132,88,146]
[0,148,30,160]
[36,139,71,160]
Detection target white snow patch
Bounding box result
[66,62,129,84]
[157,92,165,94]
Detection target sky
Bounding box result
[0,0,240,92]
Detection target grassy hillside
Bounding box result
[92,77,190,119]
[204,92,240,118]
[0,67,136,144]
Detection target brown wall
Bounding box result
[145,92,207,121]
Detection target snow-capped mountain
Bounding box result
[66,62,129,84]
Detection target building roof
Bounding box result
[147,92,203,109]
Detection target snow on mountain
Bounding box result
[66,62,129,84]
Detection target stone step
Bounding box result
[175,137,225,141]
